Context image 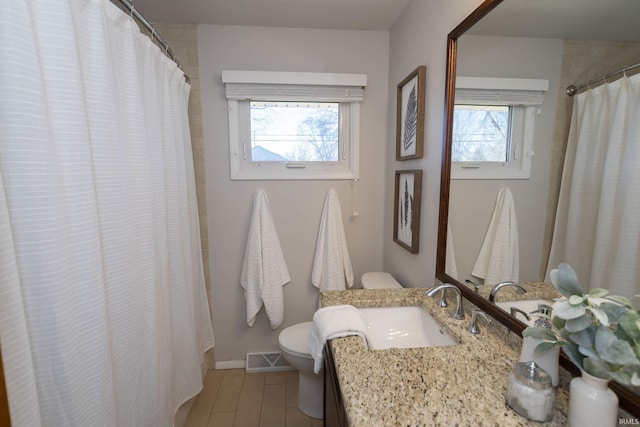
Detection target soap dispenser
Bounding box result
[519,304,559,387]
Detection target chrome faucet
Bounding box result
[467,309,490,335]
[488,281,527,303]
[426,283,464,320]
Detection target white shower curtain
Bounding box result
[547,73,640,302]
[0,0,215,426]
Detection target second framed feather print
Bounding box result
[396,66,425,160]
[393,170,422,253]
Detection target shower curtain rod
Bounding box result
[115,0,190,84]
[566,61,640,96]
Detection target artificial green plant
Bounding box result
[523,263,640,386]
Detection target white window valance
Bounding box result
[455,77,548,106]
[222,70,366,102]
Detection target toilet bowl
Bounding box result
[278,322,322,419]
[277,272,402,419]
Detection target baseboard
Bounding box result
[215,360,246,370]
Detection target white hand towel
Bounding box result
[472,187,519,285]
[311,189,354,291]
[307,305,368,373]
[241,190,291,329]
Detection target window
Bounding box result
[248,101,340,162]
[452,77,548,180]
[223,71,366,180]
[453,105,510,162]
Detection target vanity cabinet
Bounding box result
[323,344,347,427]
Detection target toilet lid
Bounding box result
[279,321,313,359]
[361,272,403,289]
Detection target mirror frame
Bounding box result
[435,0,640,416]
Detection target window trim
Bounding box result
[223,71,366,181]
[227,100,360,180]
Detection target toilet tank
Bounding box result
[361,272,402,289]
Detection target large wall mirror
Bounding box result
[436,0,640,415]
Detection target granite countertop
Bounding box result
[321,288,569,427]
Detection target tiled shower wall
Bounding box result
[154,24,216,375]
[153,23,210,291]
[541,40,640,276]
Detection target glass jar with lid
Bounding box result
[506,360,555,422]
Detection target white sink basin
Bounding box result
[495,299,554,327]
[358,306,458,350]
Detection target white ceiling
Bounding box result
[468,0,640,41]
[130,0,413,30]
[130,0,640,42]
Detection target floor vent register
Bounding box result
[245,352,293,373]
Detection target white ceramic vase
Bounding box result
[568,370,618,427]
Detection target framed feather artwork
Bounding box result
[396,66,425,160]
[393,170,422,253]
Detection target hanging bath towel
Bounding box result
[241,190,291,329]
[311,189,354,291]
[472,187,519,285]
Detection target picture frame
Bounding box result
[393,170,422,253]
[396,66,426,160]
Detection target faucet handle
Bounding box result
[465,279,480,293]
[467,309,490,335]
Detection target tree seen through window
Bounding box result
[250,102,339,162]
[452,105,510,162]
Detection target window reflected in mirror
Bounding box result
[452,104,510,162]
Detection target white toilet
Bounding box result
[277,272,402,419]
[278,321,322,418]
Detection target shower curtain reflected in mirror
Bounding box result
[547,73,640,305]
[0,0,214,425]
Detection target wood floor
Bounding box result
[185,369,323,427]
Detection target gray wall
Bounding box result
[198,25,389,363]
[449,35,563,283]
[383,0,486,287]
